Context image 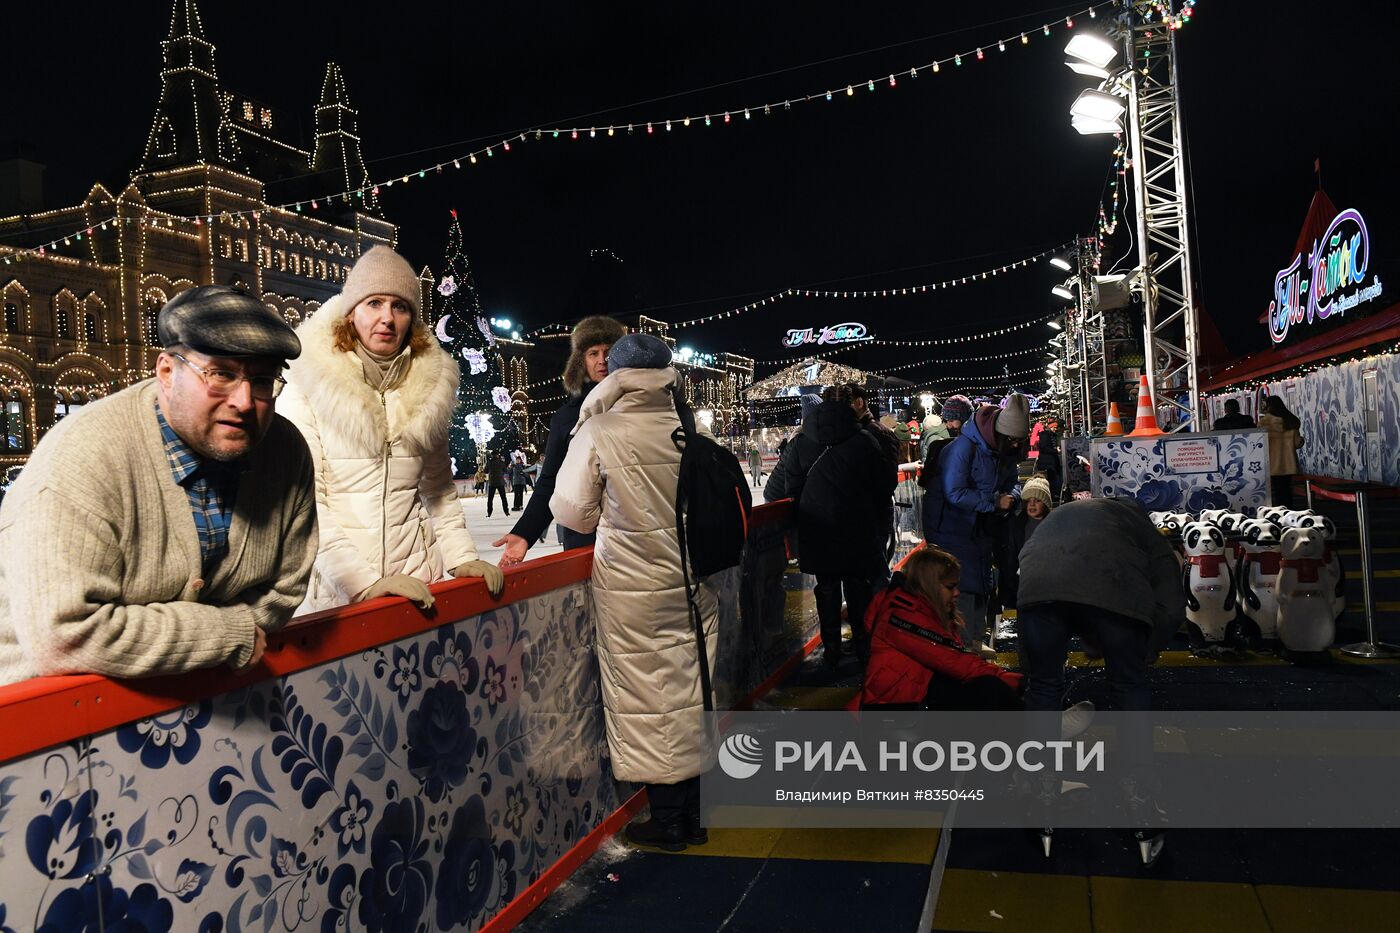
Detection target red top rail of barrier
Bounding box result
[0,500,793,766]
[1297,475,1400,504]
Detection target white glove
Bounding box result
[452,560,506,598]
[361,574,435,609]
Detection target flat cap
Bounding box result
[158,285,301,360]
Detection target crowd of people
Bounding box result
[0,241,1182,861]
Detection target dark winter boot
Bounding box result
[684,815,708,847]
[625,818,686,852]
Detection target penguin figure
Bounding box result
[1276,527,1336,653]
[1297,514,1346,620]
[1216,513,1250,573]
[1279,509,1317,529]
[1237,519,1284,641]
[1198,508,1231,528]
[1180,521,1237,645]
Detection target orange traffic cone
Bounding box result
[1104,403,1125,436]
[1128,375,1164,436]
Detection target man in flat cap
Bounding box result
[0,285,318,686]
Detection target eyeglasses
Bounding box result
[173,353,286,400]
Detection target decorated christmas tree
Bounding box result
[433,211,520,477]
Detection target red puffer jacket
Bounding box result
[859,579,1024,708]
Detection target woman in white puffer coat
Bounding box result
[551,333,719,853]
[278,246,503,614]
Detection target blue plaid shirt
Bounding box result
[156,406,244,574]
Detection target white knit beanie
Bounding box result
[341,246,421,317]
[1021,475,1054,508]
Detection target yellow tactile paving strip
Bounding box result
[932,870,1400,933]
[669,824,941,864]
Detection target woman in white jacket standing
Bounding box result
[278,246,503,613]
[551,333,719,852]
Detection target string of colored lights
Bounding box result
[3,3,1135,262]
[899,363,1049,383]
[526,243,1068,339]
[1092,143,1128,272]
[753,335,1048,369]
[750,316,1052,367]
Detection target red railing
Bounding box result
[0,500,796,767]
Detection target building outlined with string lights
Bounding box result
[0,0,395,463]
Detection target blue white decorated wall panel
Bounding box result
[1,582,617,933]
[0,526,817,933]
[1207,353,1400,486]
[1091,432,1271,512]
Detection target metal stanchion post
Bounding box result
[1305,479,1313,511]
[1339,489,1400,658]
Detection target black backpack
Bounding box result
[671,387,752,711]
[671,387,753,577]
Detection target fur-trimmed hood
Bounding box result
[284,294,459,455]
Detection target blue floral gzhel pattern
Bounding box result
[1207,353,1400,486]
[0,583,617,933]
[1091,434,1268,511]
[0,524,805,933]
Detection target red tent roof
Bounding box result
[1206,300,1400,390]
[1255,187,1340,326]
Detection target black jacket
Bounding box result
[1213,412,1257,430]
[486,455,508,487]
[509,390,595,549]
[1000,507,1046,610]
[765,419,823,506]
[797,401,899,575]
[1017,498,1185,651]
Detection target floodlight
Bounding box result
[1049,257,1072,271]
[1065,34,1118,69]
[1071,115,1124,136]
[1051,285,1075,301]
[1070,89,1126,122]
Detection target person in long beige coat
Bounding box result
[278,246,503,614]
[1258,394,1304,508]
[550,333,719,852]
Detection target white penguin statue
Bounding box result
[1238,519,1284,640]
[1181,521,1237,645]
[1298,514,1346,620]
[1276,527,1336,653]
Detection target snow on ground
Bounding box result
[458,471,770,566]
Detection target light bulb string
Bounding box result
[2,3,1133,261]
[525,241,1068,338]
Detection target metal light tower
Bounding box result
[1066,1,1201,431]
[1122,0,1201,431]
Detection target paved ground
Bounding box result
[513,479,1400,932]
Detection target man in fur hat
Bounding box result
[493,315,628,566]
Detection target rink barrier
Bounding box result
[0,499,810,933]
[1297,476,1400,660]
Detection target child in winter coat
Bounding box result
[859,547,1025,711]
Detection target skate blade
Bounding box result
[1137,834,1165,866]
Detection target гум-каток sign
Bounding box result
[1269,208,1383,344]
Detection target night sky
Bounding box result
[6,0,1398,391]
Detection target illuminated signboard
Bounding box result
[1268,208,1384,344]
[782,321,870,348]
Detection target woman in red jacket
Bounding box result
[859,547,1025,711]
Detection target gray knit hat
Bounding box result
[940,396,973,424]
[1021,474,1054,509]
[799,392,823,420]
[607,333,672,371]
[158,285,300,360]
[995,393,1031,439]
[340,246,421,317]
[563,315,628,395]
